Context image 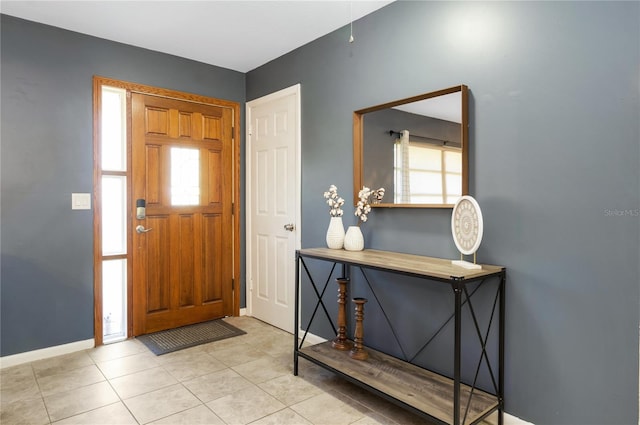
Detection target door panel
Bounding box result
[176,214,195,307]
[132,93,233,335]
[145,215,171,313]
[203,213,224,302]
[274,235,289,306]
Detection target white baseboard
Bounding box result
[0,339,95,369]
[505,414,534,425]
[298,328,327,345]
[239,308,247,316]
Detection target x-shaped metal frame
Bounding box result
[294,254,344,374]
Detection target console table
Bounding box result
[294,248,506,425]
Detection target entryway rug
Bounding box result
[137,319,246,355]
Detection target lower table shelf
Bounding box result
[298,341,499,425]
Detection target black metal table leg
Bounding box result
[453,282,462,425]
[294,251,300,376]
[499,271,506,425]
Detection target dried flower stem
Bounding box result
[323,184,345,217]
[355,186,385,224]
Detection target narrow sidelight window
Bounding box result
[100,86,128,343]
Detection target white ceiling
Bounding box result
[0,0,394,73]
[394,92,462,124]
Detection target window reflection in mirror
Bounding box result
[394,141,462,204]
[354,85,468,208]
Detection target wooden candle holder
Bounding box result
[331,277,353,351]
[350,297,368,360]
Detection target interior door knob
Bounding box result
[284,223,295,232]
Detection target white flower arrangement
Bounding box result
[355,186,385,223]
[323,184,345,217]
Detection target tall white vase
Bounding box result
[326,216,345,249]
[343,226,364,251]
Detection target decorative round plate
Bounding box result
[451,195,483,256]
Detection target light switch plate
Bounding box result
[72,193,91,210]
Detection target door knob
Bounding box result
[284,223,295,232]
[136,225,153,234]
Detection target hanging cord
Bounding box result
[349,2,354,43]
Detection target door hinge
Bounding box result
[232,278,235,290]
[232,202,235,215]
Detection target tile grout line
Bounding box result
[101,363,142,425]
[161,360,226,425]
[30,362,54,425]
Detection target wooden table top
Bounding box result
[298,248,504,281]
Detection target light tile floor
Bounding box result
[0,317,498,425]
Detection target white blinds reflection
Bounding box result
[394,130,411,203]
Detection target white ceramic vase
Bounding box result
[326,216,345,249]
[343,226,364,251]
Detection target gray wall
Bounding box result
[247,1,639,424]
[0,15,245,356]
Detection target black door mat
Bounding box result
[137,319,246,355]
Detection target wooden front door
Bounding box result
[131,93,234,335]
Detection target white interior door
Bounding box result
[246,85,300,333]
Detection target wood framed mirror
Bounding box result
[353,85,468,208]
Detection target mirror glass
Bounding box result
[353,85,468,208]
